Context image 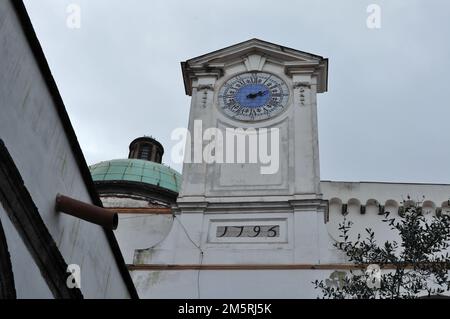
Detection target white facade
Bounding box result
[114,39,450,299]
[0,0,136,299]
[127,181,450,298]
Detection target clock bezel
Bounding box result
[216,71,291,123]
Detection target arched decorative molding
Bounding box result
[441,201,450,216]
[0,217,16,299]
[366,199,379,215]
[398,200,416,217]
[347,198,361,215]
[328,198,343,217]
[329,197,342,205]
[384,200,399,216]
[422,200,436,215]
[403,200,416,208]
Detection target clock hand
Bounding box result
[246,90,268,99]
[256,90,269,96]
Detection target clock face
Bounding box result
[218,72,289,121]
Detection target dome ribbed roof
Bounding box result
[89,159,181,193]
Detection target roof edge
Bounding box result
[321,180,450,187]
[185,38,325,64]
[90,158,182,176]
[181,38,328,96]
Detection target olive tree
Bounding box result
[314,200,450,299]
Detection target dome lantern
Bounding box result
[128,136,164,163]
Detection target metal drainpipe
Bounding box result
[55,194,118,230]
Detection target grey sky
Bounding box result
[23,0,450,184]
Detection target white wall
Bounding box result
[321,181,450,206]
[0,206,53,299]
[0,0,131,298]
[126,181,450,298]
[115,214,173,264]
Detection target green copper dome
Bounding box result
[89,159,182,193]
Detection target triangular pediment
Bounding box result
[181,39,328,95]
[186,38,324,65]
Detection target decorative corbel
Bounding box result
[341,204,348,216]
[293,82,311,89]
[196,84,214,108]
[360,205,366,215]
[197,84,214,91]
[293,82,311,106]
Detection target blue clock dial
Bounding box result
[218,72,289,122]
[235,83,271,108]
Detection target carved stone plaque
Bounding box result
[216,225,280,238]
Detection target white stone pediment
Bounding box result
[181,38,328,95]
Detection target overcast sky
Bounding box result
[24,0,450,184]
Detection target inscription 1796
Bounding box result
[216,225,280,238]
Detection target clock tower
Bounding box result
[178,38,327,199]
[135,39,329,297]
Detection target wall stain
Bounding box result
[68,219,80,260]
[61,153,67,177]
[134,248,152,264]
[144,271,161,289]
[103,267,111,298]
[21,84,30,112]
[57,227,65,247]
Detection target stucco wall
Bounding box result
[0,1,131,298]
[131,269,336,299]
[116,214,173,264]
[321,181,450,205]
[127,181,450,298]
[0,206,53,298]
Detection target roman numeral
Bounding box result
[262,75,272,84]
[236,76,246,86]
